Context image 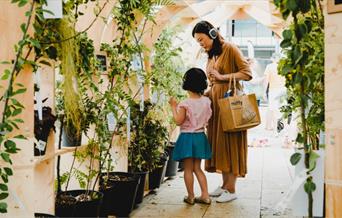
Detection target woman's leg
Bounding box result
[222,172,236,193]
[193,159,209,199]
[183,158,195,198]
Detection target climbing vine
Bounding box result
[274,0,324,217]
[1,0,175,213]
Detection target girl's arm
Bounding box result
[169,97,186,125]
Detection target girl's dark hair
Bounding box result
[182,68,208,95]
[192,20,223,59]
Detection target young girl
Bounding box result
[169,67,212,205]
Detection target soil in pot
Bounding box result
[55,190,103,217]
[34,213,57,218]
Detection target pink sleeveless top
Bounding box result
[177,96,212,133]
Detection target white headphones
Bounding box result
[209,28,218,39]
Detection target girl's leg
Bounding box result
[222,172,236,193]
[183,158,195,199]
[193,159,209,199]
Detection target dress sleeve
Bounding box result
[178,100,196,126]
[230,43,252,81]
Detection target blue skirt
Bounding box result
[173,132,212,161]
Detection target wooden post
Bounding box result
[325,4,342,218]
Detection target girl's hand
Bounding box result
[168,97,178,108]
[209,69,223,81]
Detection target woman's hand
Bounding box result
[208,68,224,81]
[168,97,178,108]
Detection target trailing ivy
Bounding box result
[273,0,324,217]
[0,0,38,213]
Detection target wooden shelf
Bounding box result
[13,145,85,170]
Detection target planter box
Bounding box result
[291,150,325,217]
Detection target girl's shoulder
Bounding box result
[179,97,210,107]
[201,96,211,104]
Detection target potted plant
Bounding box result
[129,100,169,201]
[55,140,104,217]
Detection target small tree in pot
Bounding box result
[128,100,169,200]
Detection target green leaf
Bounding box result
[299,0,311,13]
[13,88,26,95]
[1,69,11,80]
[308,151,320,172]
[41,9,54,16]
[25,10,32,17]
[4,168,13,176]
[297,23,308,39]
[14,119,24,123]
[12,108,22,116]
[304,180,316,193]
[18,0,28,7]
[11,98,25,108]
[4,140,16,150]
[0,193,9,201]
[14,134,26,140]
[280,40,291,48]
[0,184,8,191]
[28,39,41,49]
[293,46,302,65]
[0,202,7,213]
[0,153,11,164]
[290,152,302,165]
[1,174,8,183]
[286,0,298,12]
[282,29,293,40]
[20,23,26,33]
[273,0,281,7]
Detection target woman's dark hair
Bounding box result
[182,68,208,95]
[192,20,223,59]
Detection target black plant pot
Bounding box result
[62,126,81,147]
[34,213,57,217]
[149,153,169,190]
[55,190,103,217]
[99,172,140,217]
[132,171,148,206]
[165,143,179,177]
[178,159,184,172]
[34,107,57,156]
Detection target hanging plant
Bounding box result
[58,17,84,137]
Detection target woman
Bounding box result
[192,20,252,203]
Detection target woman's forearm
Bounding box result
[220,72,251,81]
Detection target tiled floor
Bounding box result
[131,106,300,218]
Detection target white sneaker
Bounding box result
[209,186,225,197]
[216,190,237,203]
